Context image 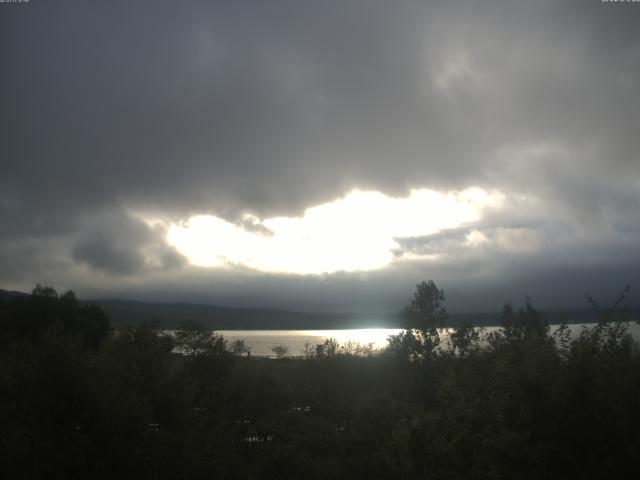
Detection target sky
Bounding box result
[2,0,640,314]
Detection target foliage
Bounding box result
[1,283,639,479]
[400,280,449,357]
[231,339,250,356]
[314,337,338,357]
[304,338,378,359]
[271,344,289,358]
[0,285,110,350]
[499,297,549,341]
[448,322,480,355]
[174,320,227,356]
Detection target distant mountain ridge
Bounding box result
[0,289,29,301]
[86,298,400,330]
[1,289,637,330]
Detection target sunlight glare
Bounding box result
[166,188,503,274]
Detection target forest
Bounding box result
[1,282,639,479]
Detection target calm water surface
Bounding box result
[218,322,640,357]
[218,328,402,357]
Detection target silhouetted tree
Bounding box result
[271,344,289,358]
[315,338,339,358]
[449,322,479,355]
[174,320,226,356]
[400,280,449,357]
[0,285,110,349]
[231,339,250,356]
[2,282,640,479]
[499,297,548,342]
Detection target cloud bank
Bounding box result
[1,0,639,312]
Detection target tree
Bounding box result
[0,285,110,349]
[449,322,479,356]
[231,339,250,356]
[401,280,449,357]
[500,297,548,342]
[174,320,227,356]
[315,338,338,358]
[271,345,289,358]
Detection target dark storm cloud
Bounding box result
[71,212,153,275]
[70,210,186,276]
[1,0,640,310]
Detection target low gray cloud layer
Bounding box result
[1,0,639,312]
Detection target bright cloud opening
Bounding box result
[166,188,504,274]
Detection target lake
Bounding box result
[217,322,640,357]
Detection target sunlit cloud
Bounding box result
[165,188,504,274]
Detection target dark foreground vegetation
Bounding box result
[1,283,639,479]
